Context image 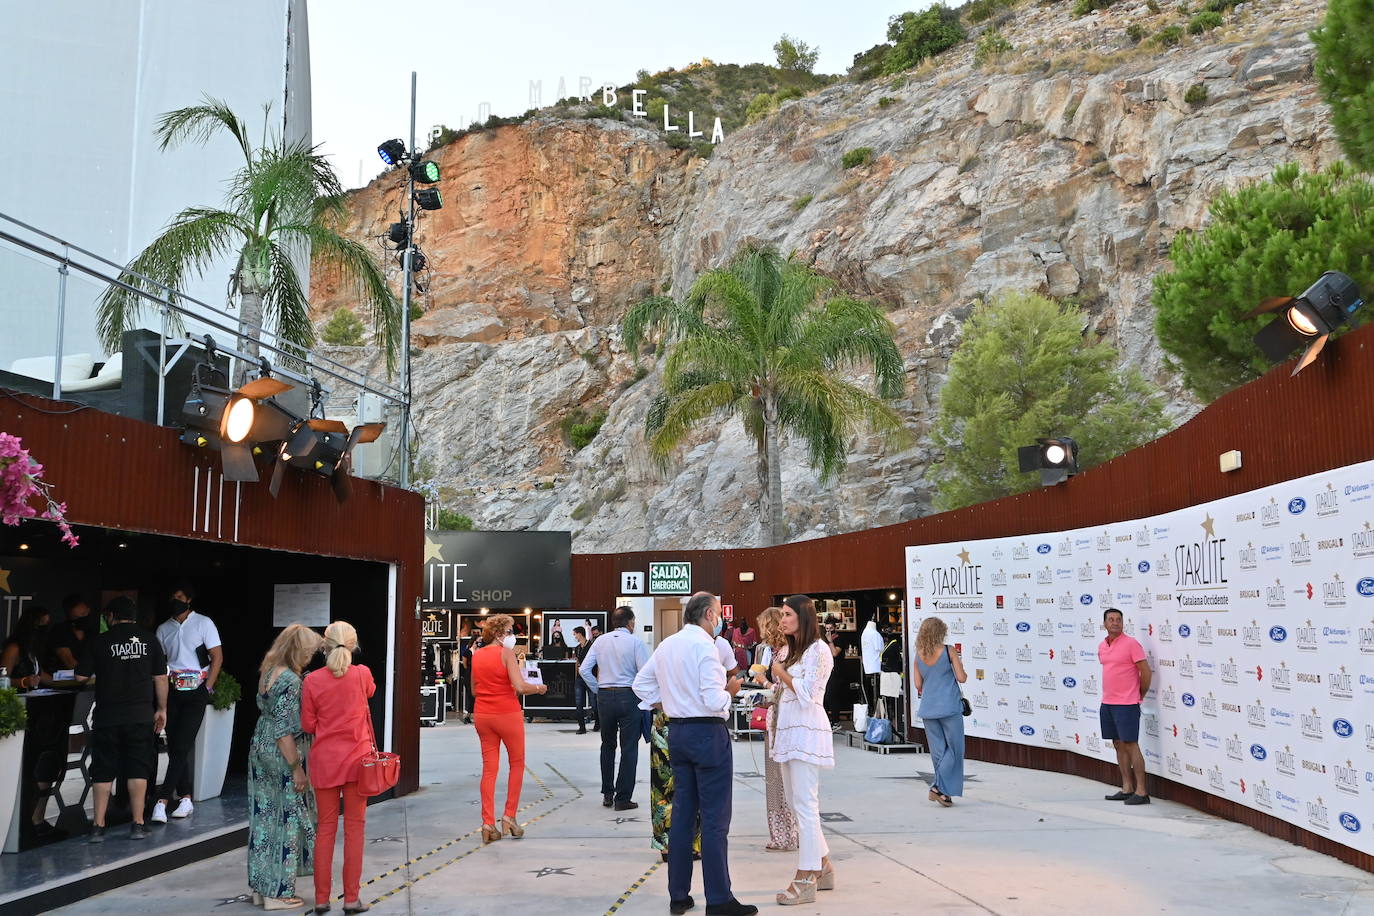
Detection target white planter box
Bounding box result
[192,705,235,801]
[1,730,24,853]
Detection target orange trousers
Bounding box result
[475,711,525,825]
[314,782,366,905]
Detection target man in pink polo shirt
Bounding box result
[1098,608,1152,805]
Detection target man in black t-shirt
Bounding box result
[48,593,95,671]
[75,597,168,842]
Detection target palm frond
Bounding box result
[233,141,345,235]
[647,379,739,458]
[685,270,764,351]
[795,296,907,398]
[261,241,315,362]
[622,295,709,354]
[662,332,755,394]
[95,208,248,351]
[154,96,252,162]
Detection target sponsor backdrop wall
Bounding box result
[907,460,1374,856]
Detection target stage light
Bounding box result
[397,248,427,272]
[377,139,407,166]
[387,221,411,246]
[1018,436,1079,486]
[409,160,441,183]
[180,364,292,482]
[268,418,386,503]
[1249,271,1364,376]
[18,543,29,551]
[415,188,443,210]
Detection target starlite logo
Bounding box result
[1180,655,1195,679]
[991,569,1008,587]
[1167,753,1183,776]
[1058,537,1073,556]
[1202,693,1218,718]
[1226,734,1244,761]
[1016,645,1033,663]
[1019,725,1035,736]
[1334,718,1354,738]
[1239,543,1258,570]
[994,618,1010,636]
[1222,658,1239,685]
[1043,724,1061,745]
[1197,621,1214,645]
[1276,746,1297,777]
[1063,676,1077,688]
[997,720,1013,737]
[1307,797,1330,830]
[1269,626,1288,642]
[1289,534,1312,565]
[994,669,1011,687]
[1184,724,1199,748]
[1083,675,1099,696]
[1037,543,1052,555]
[1208,766,1225,791]
[1077,562,1094,582]
[1013,543,1030,561]
[1301,709,1325,739]
[1340,812,1362,833]
[1330,668,1353,700]
[1163,686,1177,709]
[1334,761,1359,794]
[1255,780,1273,809]
[1037,566,1053,585]
[1353,523,1374,558]
[1118,561,1133,581]
[1288,497,1307,515]
[1251,743,1267,760]
[1037,619,1054,638]
[1065,700,1079,721]
[1316,483,1340,517]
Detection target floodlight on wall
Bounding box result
[377,138,407,166]
[180,362,292,482]
[1017,436,1079,487]
[1248,271,1365,376]
[415,188,443,211]
[409,160,441,183]
[738,571,756,582]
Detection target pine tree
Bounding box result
[1312,0,1374,172]
[931,291,1167,511]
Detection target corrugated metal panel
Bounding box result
[0,393,426,793]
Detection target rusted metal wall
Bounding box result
[571,324,1374,872]
[0,392,425,794]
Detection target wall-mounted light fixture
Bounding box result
[738,571,755,582]
[1219,450,1243,473]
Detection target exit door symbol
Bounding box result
[622,572,645,594]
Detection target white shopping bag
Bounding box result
[852,702,869,731]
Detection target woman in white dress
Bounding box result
[769,594,835,906]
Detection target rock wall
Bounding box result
[312,0,1338,551]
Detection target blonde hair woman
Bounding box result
[248,624,323,910]
[752,607,799,853]
[301,622,375,914]
[472,614,546,844]
[911,616,967,807]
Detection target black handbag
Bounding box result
[947,646,972,717]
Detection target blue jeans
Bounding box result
[575,677,595,728]
[597,689,640,803]
[925,714,965,797]
[668,720,733,906]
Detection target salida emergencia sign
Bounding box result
[649,562,692,594]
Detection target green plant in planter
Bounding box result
[0,688,27,738]
[209,671,242,712]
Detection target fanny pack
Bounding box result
[171,668,204,691]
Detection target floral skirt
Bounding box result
[247,738,315,898]
[650,711,701,855]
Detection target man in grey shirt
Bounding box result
[580,606,650,809]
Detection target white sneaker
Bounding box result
[150,802,167,824]
[171,797,194,819]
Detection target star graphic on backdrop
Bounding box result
[214,895,254,907]
[1200,514,1216,538]
[0,567,10,593]
[957,548,971,565]
[611,816,640,824]
[528,866,574,878]
[423,536,443,564]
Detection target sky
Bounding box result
[309,0,922,188]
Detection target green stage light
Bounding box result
[415,188,443,210]
[410,160,441,183]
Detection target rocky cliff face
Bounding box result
[312,0,1337,550]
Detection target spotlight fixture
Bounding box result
[180,362,292,481]
[409,160,441,183]
[1017,436,1079,487]
[1248,271,1365,376]
[397,248,427,272]
[268,418,386,503]
[414,188,443,211]
[377,138,407,166]
[387,221,411,246]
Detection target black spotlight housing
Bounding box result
[415,188,443,211]
[1018,436,1079,487]
[397,248,427,272]
[180,368,292,482]
[409,160,441,183]
[1248,271,1365,376]
[387,220,411,246]
[377,138,407,166]
[268,419,386,503]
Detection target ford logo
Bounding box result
[1333,718,1354,738]
[1288,497,1307,514]
[1037,544,1052,554]
[1016,622,1031,632]
[1250,744,1267,761]
[1182,693,1196,706]
[1079,594,1093,605]
[1019,725,1035,736]
[1358,577,1374,597]
[1340,812,1361,833]
[1137,560,1150,573]
[1269,626,1288,642]
[1063,677,1077,688]
[1178,624,1191,638]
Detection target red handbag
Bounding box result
[749,706,769,731]
[355,672,400,796]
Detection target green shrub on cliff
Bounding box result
[842,147,875,168]
[1152,162,1374,401]
[321,309,365,347]
[1188,11,1223,34]
[974,29,1013,65]
[881,7,966,74]
[1312,0,1374,172]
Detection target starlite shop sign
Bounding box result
[649,562,692,594]
[422,530,571,609]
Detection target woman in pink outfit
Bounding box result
[301,621,375,915]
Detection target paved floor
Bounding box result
[51,720,1374,915]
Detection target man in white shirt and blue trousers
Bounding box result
[634,593,757,916]
[580,606,650,810]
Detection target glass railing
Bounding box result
[0,210,412,486]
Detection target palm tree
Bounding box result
[96,97,399,373]
[622,246,909,546]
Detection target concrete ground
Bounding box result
[51,719,1374,916]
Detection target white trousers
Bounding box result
[779,759,829,871]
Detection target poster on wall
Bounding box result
[906,459,1374,857]
[542,612,606,659]
[273,583,330,627]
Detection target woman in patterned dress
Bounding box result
[648,707,702,861]
[753,606,798,852]
[247,623,323,910]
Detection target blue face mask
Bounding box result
[712,618,723,638]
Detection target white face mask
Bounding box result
[502,634,517,650]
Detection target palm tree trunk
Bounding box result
[763,395,784,547]
[237,280,264,382]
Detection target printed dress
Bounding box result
[248,669,316,899]
[763,684,799,849]
[649,710,701,858]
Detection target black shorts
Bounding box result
[89,722,156,782]
[1099,703,1141,743]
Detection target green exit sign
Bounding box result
[648,562,692,594]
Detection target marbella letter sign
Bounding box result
[649,562,692,594]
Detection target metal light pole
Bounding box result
[398,71,417,488]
